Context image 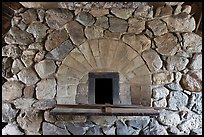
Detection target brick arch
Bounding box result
[56,38,151,106]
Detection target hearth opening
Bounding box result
[95,78,113,104]
[88,72,119,104]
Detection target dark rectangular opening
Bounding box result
[95,78,113,104]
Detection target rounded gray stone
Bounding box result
[76,11,95,26]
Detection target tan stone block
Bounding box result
[98,39,111,68]
[140,85,151,106]
[132,64,150,76]
[88,39,99,57]
[126,45,139,61]
[89,9,109,17]
[78,41,97,68]
[76,83,88,104]
[130,84,142,105]
[128,18,145,34]
[129,74,152,85]
[79,73,88,83]
[56,84,68,97]
[69,48,86,63]
[56,97,75,104]
[57,74,79,85]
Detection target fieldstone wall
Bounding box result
[2,4,202,135]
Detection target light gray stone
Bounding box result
[157,110,181,126]
[95,16,109,29]
[142,49,162,72]
[34,59,57,79]
[134,5,153,19]
[104,30,121,39]
[126,117,150,129]
[65,122,86,135]
[65,21,86,45]
[167,126,180,134]
[14,98,36,109]
[46,39,75,61]
[152,72,174,85]
[44,110,56,123]
[28,42,44,51]
[86,126,103,135]
[85,26,103,39]
[21,49,36,67]
[2,57,13,78]
[168,91,189,110]
[45,9,73,29]
[4,26,34,45]
[20,9,37,24]
[180,70,202,92]
[122,34,151,53]
[37,9,45,22]
[89,9,109,17]
[146,19,168,36]
[2,44,22,59]
[42,122,70,135]
[2,103,19,122]
[109,17,128,32]
[17,109,43,133]
[102,126,116,135]
[166,56,189,71]
[32,99,56,110]
[111,8,135,19]
[76,11,95,26]
[17,67,39,85]
[188,92,202,114]
[153,98,167,107]
[11,59,25,74]
[34,50,46,62]
[88,116,116,126]
[128,18,145,34]
[152,86,169,99]
[164,82,183,91]
[154,33,179,56]
[190,128,202,135]
[26,21,48,39]
[162,12,196,32]
[36,78,56,99]
[154,5,173,17]
[45,29,69,51]
[116,120,138,135]
[142,118,168,135]
[2,80,24,101]
[2,122,24,135]
[188,53,202,70]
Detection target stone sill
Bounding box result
[50,104,161,116]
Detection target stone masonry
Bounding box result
[2,3,202,135]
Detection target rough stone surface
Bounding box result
[88,116,116,126]
[85,26,103,39]
[20,9,37,24]
[128,18,145,34]
[180,70,202,92]
[17,67,39,85]
[102,126,116,135]
[109,17,128,32]
[89,9,109,17]
[46,40,75,61]
[65,122,86,135]
[155,5,173,17]
[34,51,46,62]
[76,11,95,26]
[2,80,24,101]
[111,8,135,19]
[26,21,49,39]
[44,110,57,123]
[166,56,189,71]
[142,49,162,72]
[17,109,43,133]
[42,122,70,135]
[154,33,179,56]
[14,98,36,109]
[65,21,86,45]
[36,78,56,99]
[122,34,151,53]
[11,59,25,74]
[188,93,202,114]
[2,57,13,78]
[45,9,73,29]
[147,19,168,36]
[34,59,57,79]
[126,117,150,129]
[182,33,202,53]
[152,86,169,99]
[168,91,189,110]
[28,42,44,51]
[116,120,137,135]
[4,26,34,45]
[45,29,69,51]
[32,99,56,110]
[95,16,109,29]
[157,110,181,126]
[162,12,196,32]
[188,53,202,70]
[86,126,103,135]
[153,98,167,107]
[152,72,174,85]
[134,5,153,19]
[164,82,183,91]
[2,103,19,122]
[2,44,22,59]
[2,122,24,135]
[23,86,34,98]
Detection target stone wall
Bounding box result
[2,4,202,135]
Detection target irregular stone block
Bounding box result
[76,11,95,26]
[142,49,162,72]
[20,9,37,25]
[104,30,121,39]
[85,26,103,39]
[2,103,19,122]
[111,8,135,19]
[65,122,86,135]
[17,67,39,85]
[109,17,128,32]
[45,29,69,51]
[14,98,36,109]
[33,99,56,110]
[65,21,86,45]
[11,59,25,74]
[154,5,173,17]
[152,86,169,100]
[86,126,103,135]
[23,85,34,98]
[2,80,24,101]
[2,57,13,78]
[166,56,189,71]
[116,120,137,135]
[42,122,70,135]
[45,9,73,29]
[146,19,168,36]
[88,116,116,126]
[134,5,153,19]
[89,9,109,17]
[36,78,56,99]
[188,53,202,70]
[128,18,145,34]
[95,16,109,29]
[153,98,167,107]
[2,123,24,135]
[102,126,116,135]
[164,82,183,91]
[126,117,150,129]
[2,44,22,59]
[152,71,174,85]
